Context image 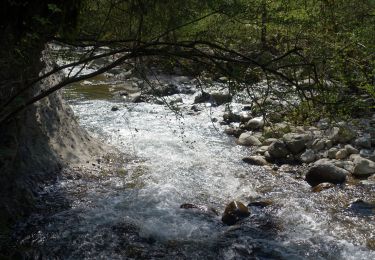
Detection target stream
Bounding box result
[8,47,375,259]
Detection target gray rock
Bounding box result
[345,144,359,155]
[355,135,372,149]
[239,111,252,123]
[325,140,333,149]
[282,133,307,154]
[317,118,330,130]
[237,133,262,146]
[312,182,335,192]
[336,149,348,160]
[327,148,339,159]
[312,139,325,151]
[353,157,375,176]
[268,140,289,159]
[245,117,264,130]
[263,138,278,146]
[327,126,356,144]
[255,146,269,155]
[194,91,211,103]
[242,156,268,166]
[305,163,348,186]
[223,111,241,123]
[300,149,316,163]
[210,92,232,106]
[334,160,354,173]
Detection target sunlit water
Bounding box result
[10,71,375,259]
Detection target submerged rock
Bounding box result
[248,200,273,208]
[180,203,219,216]
[311,182,335,192]
[348,199,375,216]
[210,92,232,106]
[194,91,211,104]
[222,201,250,225]
[305,163,348,186]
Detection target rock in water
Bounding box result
[242,156,268,166]
[111,106,119,111]
[311,182,335,192]
[305,163,348,186]
[222,201,250,225]
[180,203,219,216]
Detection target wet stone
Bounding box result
[311,182,335,192]
[347,199,375,216]
[222,201,250,225]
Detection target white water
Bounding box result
[12,73,375,259]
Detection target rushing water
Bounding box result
[8,67,375,259]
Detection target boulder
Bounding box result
[334,160,354,173]
[245,117,264,130]
[237,133,262,146]
[194,91,211,103]
[210,92,232,106]
[222,201,250,225]
[305,163,348,186]
[268,140,289,159]
[325,139,333,149]
[282,133,306,154]
[327,148,339,159]
[239,111,252,123]
[312,139,325,151]
[353,157,375,176]
[327,126,356,144]
[335,149,348,160]
[242,156,268,166]
[345,144,359,155]
[300,149,316,163]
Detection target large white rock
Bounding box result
[245,117,264,130]
[237,132,262,146]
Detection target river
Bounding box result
[8,49,375,259]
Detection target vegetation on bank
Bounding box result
[1,0,374,125]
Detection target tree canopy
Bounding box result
[1,0,374,125]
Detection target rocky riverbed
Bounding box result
[3,46,375,259]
